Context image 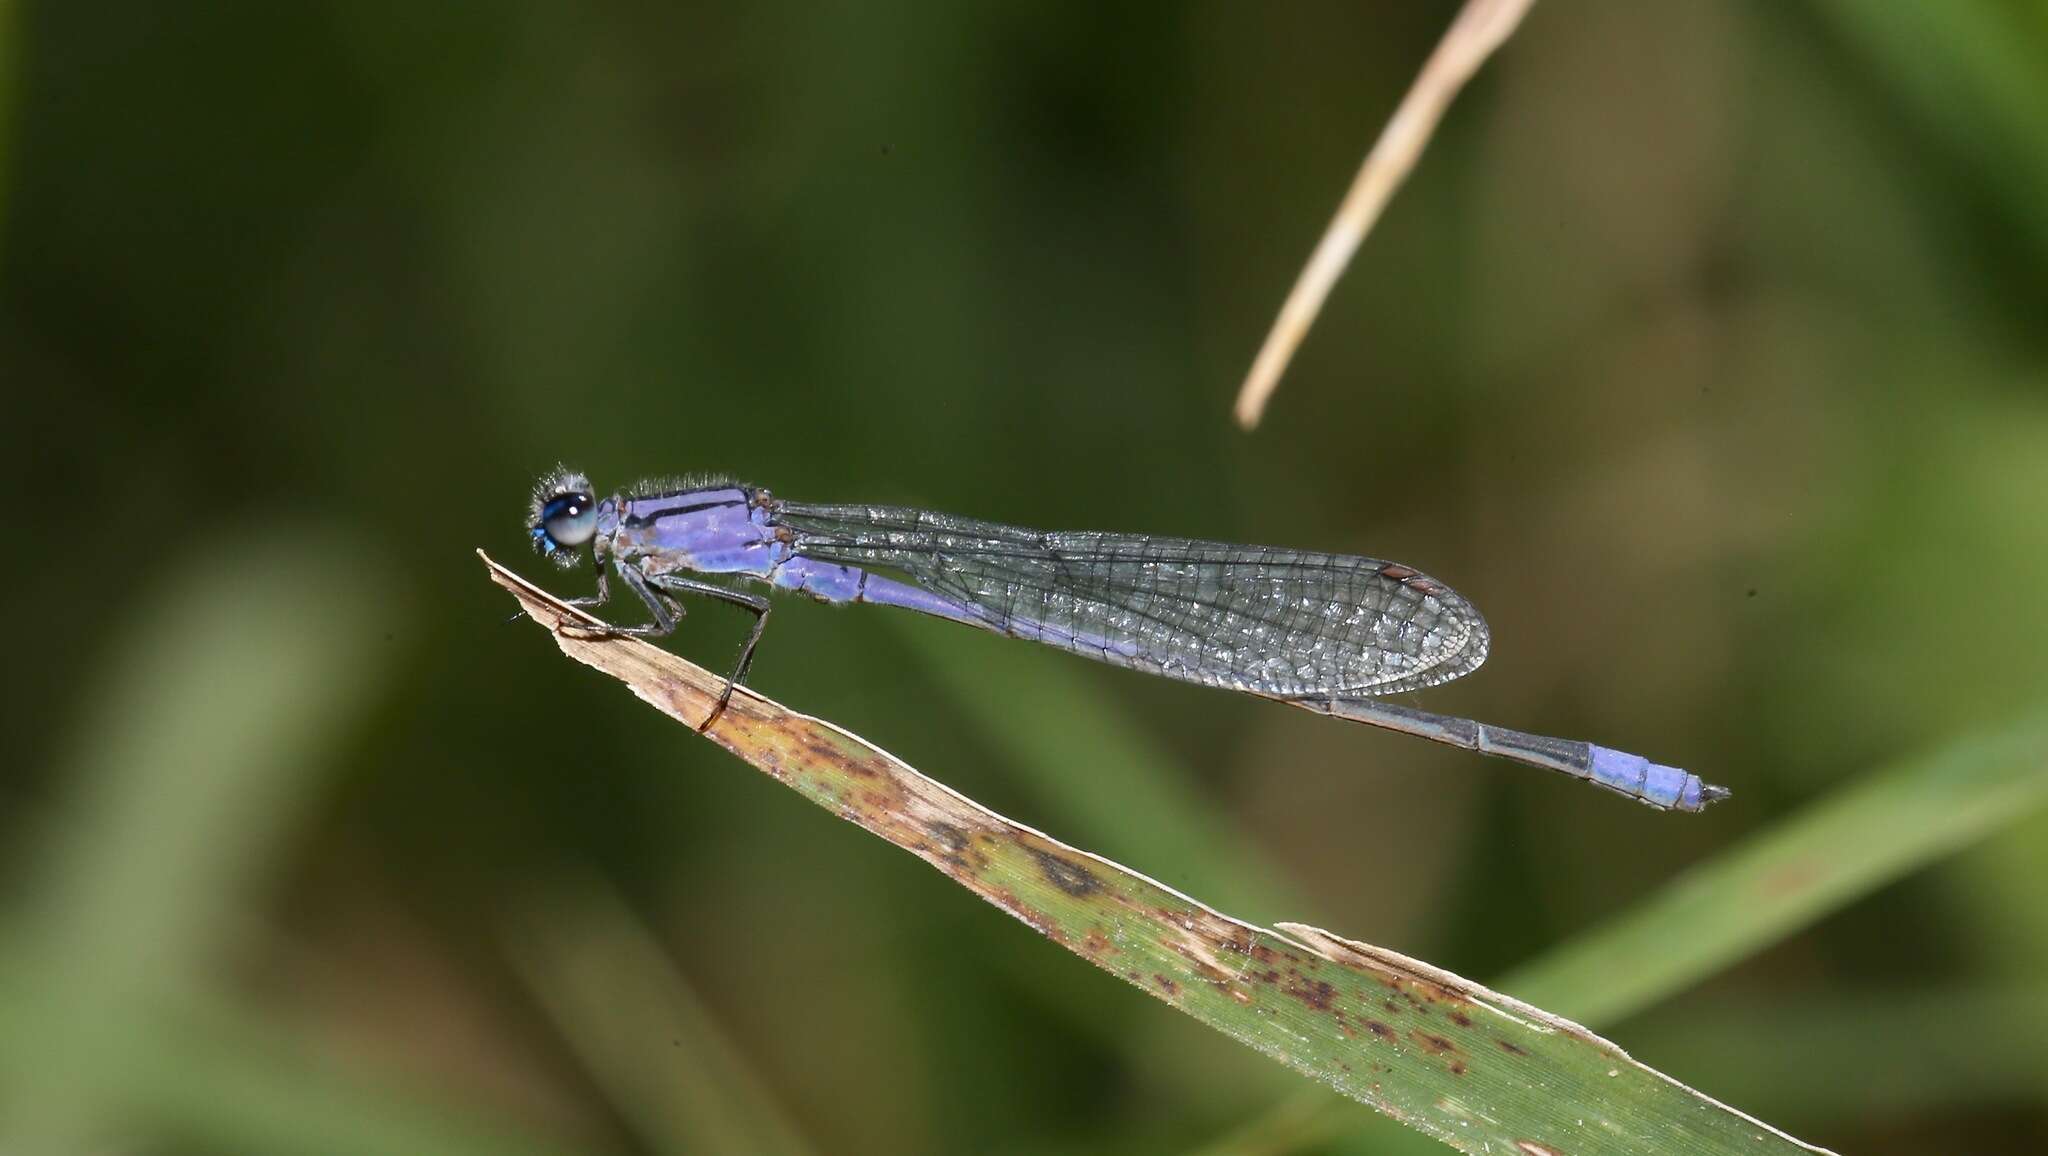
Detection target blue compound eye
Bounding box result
[539,492,597,549]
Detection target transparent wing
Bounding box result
[769,500,1489,698]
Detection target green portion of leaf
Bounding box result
[1500,712,2048,1026]
[487,553,1830,1156]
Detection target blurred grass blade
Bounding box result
[1,531,393,1152]
[0,0,16,240]
[1500,710,2048,1025]
[0,966,582,1156]
[1812,0,2048,259]
[1629,986,2048,1128]
[1233,0,1534,429]
[485,551,1831,1155]
[1180,1086,1353,1156]
[506,880,819,1156]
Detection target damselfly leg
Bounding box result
[646,573,771,730]
[554,563,772,731]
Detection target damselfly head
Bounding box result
[529,468,598,566]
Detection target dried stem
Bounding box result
[1233,0,1536,429]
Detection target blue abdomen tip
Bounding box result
[1589,745,1719,812]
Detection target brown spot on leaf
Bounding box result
[801,736,875,776]
[926,821,970,853]
[1283,979,1337,1011]
[1497,1040,1528,1056]
[1029,849,1100,896]
[1409,1030,1457,1055]
[1365,1020,1396,1040]
[1448,1010,1472,1028]
[1083,929,1117,957]
[1449,1060,1467,1076]
[922,821,984,872]
[1152,974,1180,996]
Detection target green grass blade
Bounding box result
[0,0,16,240]
[1812,0,2048,258]
[505,879,820,1156]
[0,531,392,1152]
[1500,711,2048,1025]
[0,972,585,1156]
[486,552,1831,1155]
[1626,986,2048,1126]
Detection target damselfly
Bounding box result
[526,469,1724,811]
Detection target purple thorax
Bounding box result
[609,487,782,576]
[601,485,980,624]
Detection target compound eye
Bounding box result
[540,492,598,548]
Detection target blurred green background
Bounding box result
[4,1,2047,1153]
